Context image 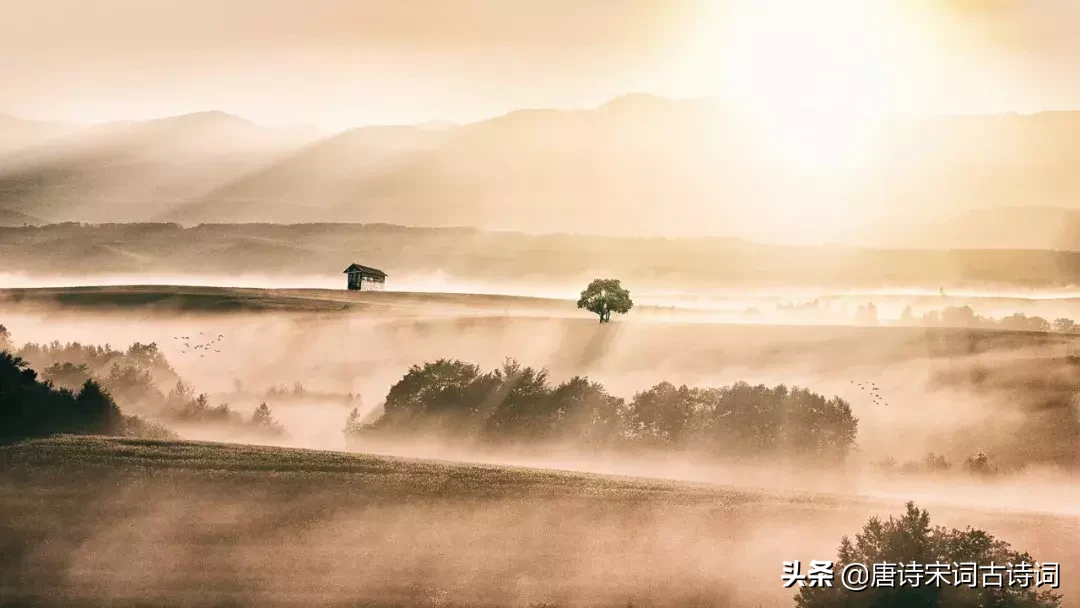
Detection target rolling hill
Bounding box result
[4,222,1080,288]
[1,436,1076,606]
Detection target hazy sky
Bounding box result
[3,0,1080,130]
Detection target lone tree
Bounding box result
[577,279,633,323]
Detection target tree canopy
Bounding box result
[0,351,147,443]
[577,278,633,323]
[796,502,1061,608]
[355,358,858,463]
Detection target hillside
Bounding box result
[1,436,1075,607]
[0,436,833,607]
[0,285,575,316]
[6,98,1080,247]
[0,436,751,499]
[5,222,1080,288]
[0,112,320,221]
[0,113,76,155]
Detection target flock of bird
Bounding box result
[850,380,889,407]
[173,331,225,357]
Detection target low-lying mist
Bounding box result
[9,271,1080,319]
[4,292,1080,505]
[5,287,1080,606]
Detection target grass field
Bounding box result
[0,285,578,316]
[0,436,840,607]
[2,436,1077,607]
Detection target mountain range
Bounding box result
[4,95,1080,250]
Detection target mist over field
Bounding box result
[3,288,1080,606]
[5,230,1080,606]
[9,1,1080,605]
[4,289,1080,485]
[4,239,1080,608]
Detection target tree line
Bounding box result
[0,323,285,442]
[874,449,1000,477]
[348,358,859,464]
[0,350,172,443]
[900,305,1074,332]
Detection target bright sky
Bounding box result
[2,0,1079,130]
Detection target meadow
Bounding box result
[3,436,1077,607]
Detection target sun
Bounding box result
[724,2,907,110]
[675,0,920,168]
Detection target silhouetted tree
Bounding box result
[481,359,554,440]
[16,338,179,397]
[796,502,1061,608]
[104,363,161,408]
[74,379,122,434]
[380,359,493,430]
[547,376,625,444]
[42,362,91,391]
[165,379,195,410]
[251,402,283,434]
[343,407,365,437]
[626,381,695,444]
[577,278,633,323]
[0,351,158,442]
[0,324,12,351]
[964,449,997,476]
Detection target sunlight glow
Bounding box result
[677,0,925,169]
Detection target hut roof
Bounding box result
[343,263,388,278]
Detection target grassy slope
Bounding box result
[0,435,818,504]
[0,285,575,315]
[0,436,842,607]
[1,440,1076,607]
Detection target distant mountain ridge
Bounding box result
[0,113,77,155]
[4,97,1080,249]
